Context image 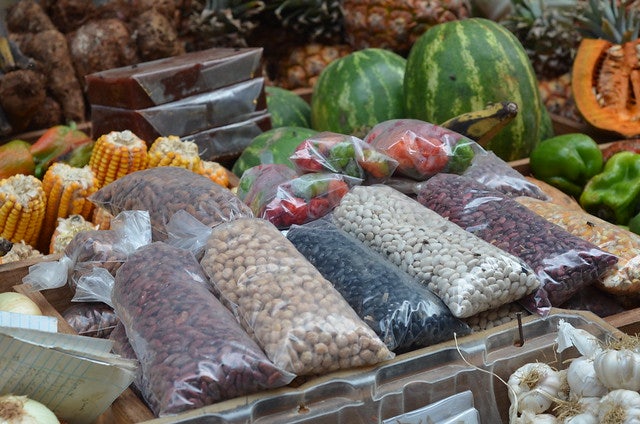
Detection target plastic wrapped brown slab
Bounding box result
[90,78,267,141]
[85,47,263,109]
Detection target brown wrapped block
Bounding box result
[85,47,263,109]
[90,78,267,141]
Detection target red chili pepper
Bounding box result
[0,139,35,179]
[601,139,640,162]
[29,123,93,178]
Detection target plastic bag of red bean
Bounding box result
[199,217,394,376]
[286,218,471,354]
[112,241,294,416]
[461,151,549,200]
[416,173,619,315]
[89,166,253,241]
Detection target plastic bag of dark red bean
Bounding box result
[111,241,294,416]
[416,173,619,315]
[286,218,471,353]
[89,166,253,241]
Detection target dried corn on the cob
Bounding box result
[147,135,201,171]
[39,163,98,251]
[49,214,98,254]
[91,206,113,230]
[196,160,229,188]
[0,239,42,264]
[89,130,148,188]
[0,174,46,247]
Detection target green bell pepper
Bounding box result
[579,151,640,225]
[529,133,604,198]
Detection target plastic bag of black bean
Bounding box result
[112,242,294,416]
[461,151,549,200]
[332,185,541,319]
[199,217,394,376]
[286,218,471,353]
[416,173,619,315]
[89,166,253,241]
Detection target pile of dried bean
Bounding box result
[417,174,619,312]
[89,166,253,241]
[286,218,471,353]
[332,185,540,319]
[199,217,393,376]
[112,242,293,416]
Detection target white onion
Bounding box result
[0,394,59,423]
[0,292,42,316]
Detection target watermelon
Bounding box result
[311,48,406,138]
[265,86,312,128]
[231,126,318,177]
[403,18,553,162]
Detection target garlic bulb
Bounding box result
[508,362,562,414]
[566,356,608,398]
[598,389,640,423]
[593,349,640,391]
[0,394,60,423]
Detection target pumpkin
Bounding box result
[572,37,640,137]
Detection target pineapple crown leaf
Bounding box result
[576,0,640,43]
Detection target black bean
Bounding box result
[286,218,471,353]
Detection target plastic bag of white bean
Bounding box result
[112,242,295,416]
[332,185,541,319]
[417,173,619,315]
[89,166,253,241]
[199,217,394,376]
[286,218,471,353]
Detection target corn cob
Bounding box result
[0,239,42,264]
[147,135,202,171]
[49,214,98,254]
[39,163,98,251]
[195,160,230,188]
[89,130,148,188]
[0,174,46,247]
[91,206,113,230]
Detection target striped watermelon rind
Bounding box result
[265,86,312,129]
[403,18,553,162]
[231,126,318,177]
[311,48,407,138]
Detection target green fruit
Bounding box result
[311,48,406,138]
[404,18,553,162]
[265,86,312,128]
[231,126,318,177]
[629,212,640,236]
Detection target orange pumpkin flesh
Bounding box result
[572,38,640,137]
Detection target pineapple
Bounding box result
[275,42,353,90]
[340,0,471,55]
[501,0,584,120]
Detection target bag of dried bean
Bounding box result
[515,196,640,296]
[332,185,541,319]
[200,217,394,376]
[461,151,549,200]
[62,302,119,338]
[112,242,295,416]
[89,166,253,241]
[23,210,152,298]
[417,173,619,315]
[286,218,471,353]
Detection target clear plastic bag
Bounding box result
[112,241,294,416]
[236,164,360,229]
[332,185,541,319]
[516,196,640,295]
[62,302,119,338]
[461,151,549,200]
[417,173,619,315]
[88,166,253,241]
[286,218,471,353]
[289,131,398,183]
[199,217,394,376]
[22,210,152,300]
[363,119,478,180]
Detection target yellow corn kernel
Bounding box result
[89,130,148,188]
[0,174,46,247]
[39,163,98,252]
[91,206,113,230]
[147,135,202,171]
[195,160,230,188]
[49,214,98,254]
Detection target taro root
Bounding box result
[0,69,46,132]
[6,0,57,34]
[133,8,185,61]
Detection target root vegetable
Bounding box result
[6,0,56,34]
[0,394,59,423]
[134,8,184,61]
[0,292,42,316]
[0,69,46,132]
